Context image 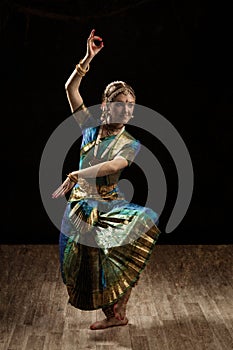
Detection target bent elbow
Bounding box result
[65,82,71,91]
[65,78,76,91]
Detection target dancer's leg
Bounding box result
[113,287,132,321]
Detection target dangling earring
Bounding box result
[100,107,110,124]
[101,110,111,124]
[100,108,107,122]
[100,101,111,124]
[131,115,134,119]
[106,109,111,124]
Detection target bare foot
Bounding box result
[90,316,128,330]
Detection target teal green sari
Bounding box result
[59,107,161,310]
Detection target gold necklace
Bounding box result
[89,125,125,166]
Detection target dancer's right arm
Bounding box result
[65,29,104,113]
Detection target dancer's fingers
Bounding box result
[88,28,95,39]
[52,184,65,198]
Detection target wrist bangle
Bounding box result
[67,173,78,183]
[75,60,90,77]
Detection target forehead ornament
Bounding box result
[107,87,132,102]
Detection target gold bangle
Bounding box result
[67,173,78,183]
[75,64,86,77]
[75,60,90,76]
[79,59,90,72]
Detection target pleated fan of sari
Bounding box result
[63,219,160,310]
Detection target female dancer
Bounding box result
[52,29,160,330]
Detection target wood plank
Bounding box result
[198,294,233,336]
[184,302,223,349]
[0,244,232,350]
[43,332,63,350]
[130,316,169,350]
[130,335,150,350]
[25,335,45,350]
[6,325,30,350]
[167,295,196,349]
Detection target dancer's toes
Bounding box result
[90,317,128,330]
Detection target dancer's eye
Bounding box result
[114,102,124,108]
[127,103,135,109]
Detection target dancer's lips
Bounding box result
[114,114,131,123]
[120,114,131,119]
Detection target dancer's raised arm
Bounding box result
[65,29,104,113]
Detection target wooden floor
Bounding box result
[0,244,232,350]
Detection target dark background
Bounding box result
[1,0,232,244]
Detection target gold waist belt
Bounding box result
[69,178,118,201]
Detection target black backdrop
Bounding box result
[1,0,232,244]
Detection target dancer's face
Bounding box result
[109,93,135,124]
